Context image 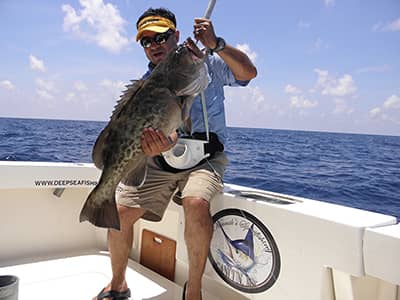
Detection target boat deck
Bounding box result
[0,252,219,300]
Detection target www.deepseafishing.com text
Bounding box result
[34,179,97,187]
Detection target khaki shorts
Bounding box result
[116,152,228,221]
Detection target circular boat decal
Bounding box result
[208,209,280,293]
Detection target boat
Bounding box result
[0,161,399,299]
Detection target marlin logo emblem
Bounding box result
[216,221,257,285]
[209,209,281,293]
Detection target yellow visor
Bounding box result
[136,16,176,41]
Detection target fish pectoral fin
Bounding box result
[181,95,196,121]
[180,118,192,135]
[79,185,120,230]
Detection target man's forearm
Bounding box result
[217,44,257,81]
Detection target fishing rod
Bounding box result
[204,0,216,19]
[199,0,217,142]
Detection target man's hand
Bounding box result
[193,17,218,49]
[193,18,257,81]
[141,128,177,157]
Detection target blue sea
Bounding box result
[1,117,399,220]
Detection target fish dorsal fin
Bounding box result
[111,79,144,121]
[92,79,144,169]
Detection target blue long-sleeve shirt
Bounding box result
[142,54,249,145]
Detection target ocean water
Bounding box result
[1,117,399,220]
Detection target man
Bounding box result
[95,7,257,300]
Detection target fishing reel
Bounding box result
[161,138,210,170]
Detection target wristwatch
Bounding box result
[210,37,226,55]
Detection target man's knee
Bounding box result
[117,205,145,226]
[182,197,210,213]
[182,198,212,240]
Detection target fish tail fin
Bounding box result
[79,185,121,230]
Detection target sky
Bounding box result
[0,0,399,136]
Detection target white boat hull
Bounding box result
[0,162,399,300]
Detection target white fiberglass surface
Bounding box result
[0,253,182,300]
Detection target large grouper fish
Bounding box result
[79,38,208,230]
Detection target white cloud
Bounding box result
[372,18,400,32]
[324,0,335,7]
[284,82,317,112]
[334,99,353,114]
[369,107,394,123]
[248,86,265,109]
[290,95,318,109]
[369,107,382,119]
[383,94,400,109]
[284,84,302,94]
[65,92,77,103]
[65,81,89,103]
[227,85,265,109]
[369,94,400,124]
[308,37,329,54]
[62,0,130,53]
[0,80,15,90]
[224,85,270,127]
[314,69,357,97]
[225,85,266,111]
[313,37,323,51]
[62,79,126,109]
[74,80,88,91]
[29,55,46,72]
[236,44,257,63]
[100,79,126,99]
[100,79,125,90]
[36,78,56,100]
[335,75,357,96]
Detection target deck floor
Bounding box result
[0,252,184,300]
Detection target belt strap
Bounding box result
[157,132,224,173]
[191,132,224,153]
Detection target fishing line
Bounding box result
[198,1,292,297]
[198,0,217,142]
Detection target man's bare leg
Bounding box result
[93,205,145,300]
[182,197,212,300]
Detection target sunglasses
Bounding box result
[140,30,175,48]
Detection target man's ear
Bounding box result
[174,30,180,43]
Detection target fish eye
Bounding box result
[175,45,185,54]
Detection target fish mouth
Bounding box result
[182,38,205,61]
[152,51,165,60]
